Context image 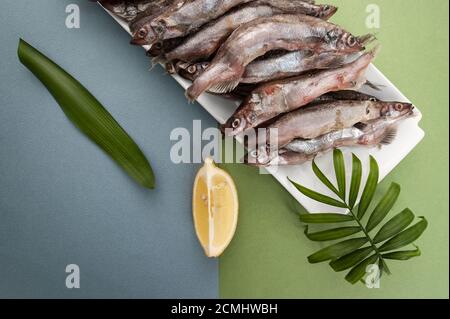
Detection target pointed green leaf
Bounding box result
[345,254,379,284]
[299,213,354,224]
[312,160,340,197]
[373,209,414,244]
[366,183,401,232]
[382,246,421,260]
[378,258,391,275]
[308,237,368,263]
[329,246,373,272]
[348,154,362,209]
[379,217,428,252]
[357,156,379,219]
[333,149,346,200]
[304,226,361,241]
[289,178,347,208]
[17,39,155,189]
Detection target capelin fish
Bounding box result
[131,0,254,45]
[165,1,338,62]
[241,50,350,84]
[99,0,161,22]
[223,47,379,136]
[266,99,413,149]
[186,14,374,101]
[245,110,414,167]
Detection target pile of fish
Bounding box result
[98,0,415,166]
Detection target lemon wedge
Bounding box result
[192,157,239,257]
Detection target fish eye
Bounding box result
[323,5,330,10]
[369,97,377,102]
[137,28,147,38]
[187,65,197,74]
[347,36,357,47]
[250,150,258,158]
[395,103,404,111]
[232,118,241,129]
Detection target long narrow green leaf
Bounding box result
[329,246,373,272]
[304,226,361,241]
[333,149,346,201]
[382,247,421,260]
[345,254,379,284]
[307,237,368,263]
[357,156,379,219]
[299,213,354,224]
[379,217,428,252]
[366,183,401,232]
[378,258,391,275]
[348,154,362,209]
[312,160,340,197]
[18,39,155,189]
[373,209,414,244]
[289,178,347,208]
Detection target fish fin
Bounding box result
[208,80,240,94]
[364,80,384,91]
[379,127,397,146]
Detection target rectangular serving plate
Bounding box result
[103,6,425,213]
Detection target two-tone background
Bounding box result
[0,0,448,298]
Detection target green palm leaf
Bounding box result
[329,246,373,272]
[366,183,401,232]
[379,217,428,252]
[289,178,347,208]
[373,209,414,244]
[348,154,362,209]
[299,213,354,224]
[304,226,361,241]
[382,247,421,260]
[357,156,379,219]
[289,150,427,285]
[345,254,379,284]
[312,160,340,197]
[307,237,368,263]
[333,149,346,200]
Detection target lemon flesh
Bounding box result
[192,158,238,257]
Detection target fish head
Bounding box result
[243,146,275,167]
[223,94,262,136]
[380,102,414,118]
[223,114,249,136]
[131,24,157,45]
[186,62,210,79]
[318,5,338,20]
[331,30,365,52]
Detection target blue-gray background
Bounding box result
[0,0,218,298]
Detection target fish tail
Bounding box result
[186,63,240,101]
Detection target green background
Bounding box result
[220,0,449,299]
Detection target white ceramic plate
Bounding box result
[103,6,425,213]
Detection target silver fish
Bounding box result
[165,1,338,62]
[131,0,254,45]
[266,100,413,148]
[186,14,373,101]
[245,110,414,166]
[241,50,350,84]
[223,47,379,136]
